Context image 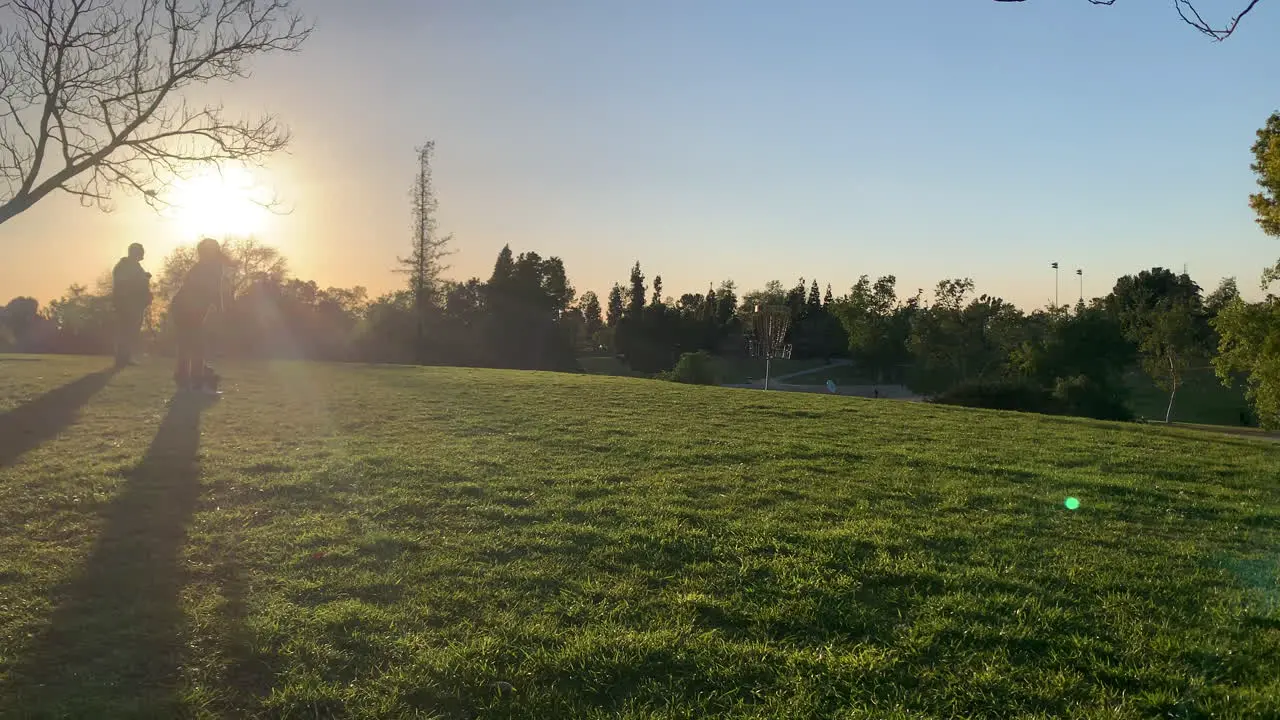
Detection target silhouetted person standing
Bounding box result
[111,243,152,367]
[170,238,227,393]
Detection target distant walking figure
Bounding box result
[170,238,227,393]
[111,243,152,367]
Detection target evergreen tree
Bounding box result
[652,275,664,307]
[824,284,834,306]
[490,245,515,285]
[807,279,822,311]
[628,262,646,319]
[606,284,625,327]
[788,277,807,313]
[581,291,604,336]
[716,280,738,325]
[541,256,575,317]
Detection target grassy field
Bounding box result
[578,355,830,385]
[1,354,1279,719]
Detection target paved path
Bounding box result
[769,359,852,383]
[721,380,923,401]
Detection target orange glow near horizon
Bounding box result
[161,165,275,242]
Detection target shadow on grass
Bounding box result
[0,367,117,469]
[2,393,212,717]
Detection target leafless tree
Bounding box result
[397,140,453,364]
[0,0,311,227]
[994,0,1264,40]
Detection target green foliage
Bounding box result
[0,297,41,351]
[481,249,578,371]
[1013,306,1134,388]
[1250,111,1280,237]
[932,379,1056,413]
[906,280,1020,394]
[1205,277,1241,318]
[627,262,646,319]
[662,350,719,385]
[1127,368,1253,427]
[580,291,603,337]
[1213,296,1280,429]
[605,284,624,328]
[1106,268,1210,422]
[43,284,115,355]
[1051,374,1134,422]
[3,357,1280,718]
[831,275,910,383]
[931,373,1136,423]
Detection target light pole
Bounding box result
[1051,262,1059,308]
[1076,268,1083,304]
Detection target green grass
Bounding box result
[1127,368,1253,427]
[713,357,829,384]
[577,355,642,378]
[577,355,829,384]
[1,354,1279,719]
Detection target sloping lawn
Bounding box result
[1,354,1278,719]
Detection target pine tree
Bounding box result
[489,245,514,285]
[581,291,604,335]
[628,262,646,319]
[824,284,834,306]
[716,280,738,325]
[606,284,625,327]
[397,140,453,363]
[807,279,822,310]
[651,275,664,307]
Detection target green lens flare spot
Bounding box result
[1064,497,1081,511]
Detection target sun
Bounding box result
[162,165,274,240]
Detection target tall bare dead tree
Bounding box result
[994,0,1264,40]
[397,140,453,364]
[0,0,311,227]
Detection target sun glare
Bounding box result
[163,165,273,240]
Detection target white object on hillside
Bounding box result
[826,379,837,394]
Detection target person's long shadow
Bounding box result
[0,367,118,469]
[3,393,211,717]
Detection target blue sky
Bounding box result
[4,0,1278,308]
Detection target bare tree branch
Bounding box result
[0,0,311,226]
[1174,0,1263,40]
[993,0,1263,40]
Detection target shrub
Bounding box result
[666,351,719,385]
[1051,375,1135,422]
[932,380,1059,414]
[934,376,1136,422]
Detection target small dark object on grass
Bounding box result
[490,681,514,697]
[178,365,221,393]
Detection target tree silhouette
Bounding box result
[993,0,1263,41]
[0,0,311,226]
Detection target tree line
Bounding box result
[0,248,1266,424]
[4,109,1279,428]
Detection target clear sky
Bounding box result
[3,0,1278,309]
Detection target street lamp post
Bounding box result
[1076,268,1083,304]
[1051,262,1059,309]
